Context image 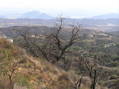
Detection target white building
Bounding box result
[0,32,13,43]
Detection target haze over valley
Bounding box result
[0,10,119,32]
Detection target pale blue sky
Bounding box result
[0,0,119,17]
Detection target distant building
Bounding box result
[0,32,7,38]
[7,38,14,43]
[0,32,13,43]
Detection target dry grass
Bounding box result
[0,38,108,89]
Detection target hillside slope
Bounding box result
[0,38,102,89]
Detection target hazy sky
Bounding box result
[0,0,119,17]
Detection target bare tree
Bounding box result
[90,69,97,89]
[74,76,83,89]
[15,18,80,65]
[48,18,80,63]
[0,58,21,89]
[7,63,17,89]
[83,57,98,89]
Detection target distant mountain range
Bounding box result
[92,13,119,19]
[0,11,53,19]
[20,11,53,19]
[0,11,119,19]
